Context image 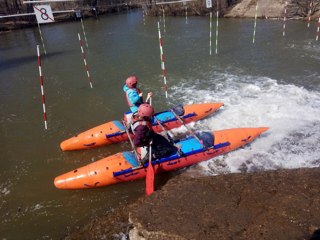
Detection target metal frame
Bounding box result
[155,0,195,5]
[23,0,80,3]
[0,10,75,19]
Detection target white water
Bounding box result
[171,72,320,175]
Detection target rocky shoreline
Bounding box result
[66,167,320,240]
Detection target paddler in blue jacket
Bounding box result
[123,75,152,114]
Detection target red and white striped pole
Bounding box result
[37,45,48,130]
[316,17,320,41]
[157,21,168,98]
[78,33,93,88]
[80,18,89,49]
[37,23,47,55]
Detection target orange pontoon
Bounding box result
[60,102,224,151]
[54,127,268,190]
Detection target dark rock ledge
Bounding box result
[66,167,320,240]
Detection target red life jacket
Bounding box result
[125,88,142,107]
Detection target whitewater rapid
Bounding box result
[170,72,320,175]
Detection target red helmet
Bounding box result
[138,104,154,118]
[125,76,138,88]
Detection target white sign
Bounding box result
[206,0,212,8]
[33,5,54,24]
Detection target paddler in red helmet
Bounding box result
[131,103,178,162]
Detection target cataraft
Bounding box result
[60,102,224,151]
[54,127,268,190]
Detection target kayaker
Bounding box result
[123,75,152,114]
[131,103,178,163]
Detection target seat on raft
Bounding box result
[150,104,184,124]
[195,131,215,148]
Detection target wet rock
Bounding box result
[128,168,320,239]
[66,168,320,239]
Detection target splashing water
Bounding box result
[171,72,320,175]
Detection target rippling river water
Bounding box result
[0,10,319,239]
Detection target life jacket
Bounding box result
[131,119,153,135]
[125,87,142,107]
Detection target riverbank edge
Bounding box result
[1,0,320,32]
[65,167,320,240]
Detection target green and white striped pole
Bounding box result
[143,10,146,25]
[162,8,166,33]
[252,2,258,44]
[210,12,212,55]
[185,6,188,24]
[283,1,287,37]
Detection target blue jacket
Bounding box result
[123,85,142,113]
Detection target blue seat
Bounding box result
[122,151,139,167]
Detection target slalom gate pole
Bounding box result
[316,17,320,41]
[143,10,146,25]
[80,18,89,49]
[157,21,168,98]
[185,6,188,24]
[252,2,258,44]
[78,33,93,88]
[283,1,287,37]
[308,1,313,28]
[37,23,47,55]
[215,8,219,54]
[162,8,166,33]
[209,12,212,55]
[37,45,48,130]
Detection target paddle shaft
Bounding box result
[153,115,174,142]
[122,120,141,163]
[170,109,203,144]
[145,94,151,103]
[152,106,184,155]
[149,142,152,162]
[148,96,175,142]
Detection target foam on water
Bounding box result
[170,72,320,175]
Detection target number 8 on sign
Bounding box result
[40,8,49,21]
[34,5,54,24]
